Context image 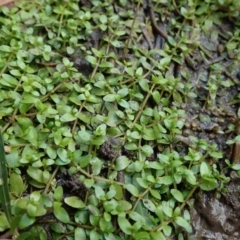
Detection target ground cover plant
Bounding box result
[0,0,240,239]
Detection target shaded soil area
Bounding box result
[191,190,240,240]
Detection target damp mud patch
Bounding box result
[189,182,240,240]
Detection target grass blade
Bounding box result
[0,131,12,224]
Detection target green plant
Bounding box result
[0,0,239,239]
[0,131,12,232]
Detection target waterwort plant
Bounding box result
[0,0,239,239]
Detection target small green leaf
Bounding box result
[83,179,95,188]
[117,88,128,97]
[111,183,123,200]
[170,189,184,202]
[8,90,21,100]
[105,187,116,199]
[115,156,130,171]
[67,46,75,54]
[77,154,91,168]
[150,189,161,200]
[26,126,38,146]
[136,178,149,188]
[231,163,240,170]
[54,186,63,202]
[94,124,106,136]
[200,162,210,176]
[27,202,46,217]
[146,161,164,170]
[85,55,97,65]
[53,203,70,223]
[129,163,141,178]
[162,223,172,236]
[99,217,113,232]
[103,200,118,213]
[0,214,9,232]
[92,48,103,58]
[124,184,139,197]
[78,130,92,143]
[142,199,156,212]
[139,79,149,92]
[63,57,71,67]
[118,99,129,108]
[129,211,146,224]
[174,216,192,233]
[17,60,26,70]
[94,185,105,200]
[129,100,139,111]
[143,107,153,116]
[136,67,143,77]
[162,205,173,217]
[57,148,70,163]
[184,169,196,185]
[117,200,132,211]
[160,56,171,67]
[117,216,132,234]
[167,36,177,46]
[60,113,76,122]
[135,231,151,239]
[9,173,25,195]
[157,176,173,185]
[142,128,155,140]
[152,75,168,85]
[0,45,11,52]
[91,158,103,175]
[50,222,66,233]
[141,145,153,157]
[129,131,141,139]
[199,177,218,191]
[150,231,166,240]
[124,143,138,150]
[75,227,86,240]
[90,230,100,240]
[209,151,222,159]
[152,90,161,104]
[88,205,100,217]
[27,167,43,183]
[64,196,86,208]
[103,94,116,102]
[173,206,181,217]
[99,14,107,24]
[18,213,35,230]
[100,61,114,68]
[1,74,18,87]
[75,210,89,225]
[46,146,57,159]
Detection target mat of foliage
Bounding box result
[0,0,240,239]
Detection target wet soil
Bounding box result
[191,189,240,240]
